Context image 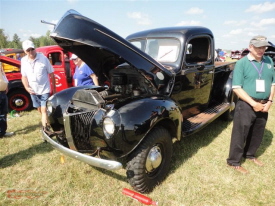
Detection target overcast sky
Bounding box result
[1,0,275,50]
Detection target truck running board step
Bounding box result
[182,103,230,136]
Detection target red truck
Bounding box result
[0,45,76,111]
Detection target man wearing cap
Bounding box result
[21,40,56,132]
[227,35,275,174]
[0,63,14,138]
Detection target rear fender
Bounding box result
[224,71,233,103]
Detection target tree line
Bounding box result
[0,29,56,50]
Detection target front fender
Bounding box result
[110,96,181,156]
[47,86,99,117]
[8,79,24,91]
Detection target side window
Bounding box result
[129,39,146,52]
[131,41,142,50]
[186,37,210,64]
[48,52,62,66]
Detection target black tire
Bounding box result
[7,89,33,112]
[126,127,172,194]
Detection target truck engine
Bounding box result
[69,64,158,112]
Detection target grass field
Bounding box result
[1,98,275,206]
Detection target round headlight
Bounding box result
[103,117,115,136]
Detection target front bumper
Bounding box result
[42,130,123,170]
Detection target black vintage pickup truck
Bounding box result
[42,10,237,193]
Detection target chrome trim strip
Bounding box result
[63,115,77,150]
[42,131,123,170]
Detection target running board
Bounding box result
[182,103,230,137]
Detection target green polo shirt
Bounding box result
[232,54,275,99]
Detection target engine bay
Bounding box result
[70,64,158,112]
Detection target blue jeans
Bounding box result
[0,91,8,137]
[30,93,50,108]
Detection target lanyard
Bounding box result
[250,61,264,79]
[28,59,37,73]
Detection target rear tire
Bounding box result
[126,127,172,194]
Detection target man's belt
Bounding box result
[0,91,6,94]
[251,97,269,104]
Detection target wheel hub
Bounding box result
[146,145,162,172]
[14,99,24,107]
[230,102,235,111]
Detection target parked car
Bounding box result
[42,10,237,193]
[230,50,241,60]
[240,48,249,59]
[0,49,25,72]
[0,55,21,72]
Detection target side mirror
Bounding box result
[186,44,192,54]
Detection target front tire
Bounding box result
[8,89,33,112]
[126,127,172,193]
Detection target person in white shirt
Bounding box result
[21,40,56,131]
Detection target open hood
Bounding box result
[50,10,174,93]
[0,55,21,68]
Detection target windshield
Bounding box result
[130,38,180,63]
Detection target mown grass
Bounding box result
[0,104,274,206]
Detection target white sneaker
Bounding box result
[4,132,14,137]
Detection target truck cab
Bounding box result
[36,45,75,91]
[126,27,236,135]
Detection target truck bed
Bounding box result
[214,61,236,72]
[215,61,236,68]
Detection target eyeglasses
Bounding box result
[26,48,35,52]
[253,46,267,51]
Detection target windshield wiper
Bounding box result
[159,49,173,59]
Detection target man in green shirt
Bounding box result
[227,35,275,174]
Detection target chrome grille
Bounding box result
[69,111,96,150]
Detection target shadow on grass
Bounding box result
[171,118,230,168]
[0,141,53,169]
[91,166,127,183]
[13,122,42,135]
[84,118,233,185]
[170,117,273,172]
[257,129,273,157]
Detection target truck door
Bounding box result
[172,35,214,120]
[46,50,74,92]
